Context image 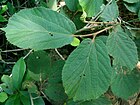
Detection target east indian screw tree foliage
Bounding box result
[0,0,140,105]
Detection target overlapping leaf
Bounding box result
[111,68,140,99]
[79,0,103,17]
[100,0,119,21]
[65,0,80,11]
[62,39,112,101]
[107,26,138,70]
[3,7,76,50]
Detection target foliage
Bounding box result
[0,0,140,105]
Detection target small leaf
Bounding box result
[71,37,80,46]
[79,0,103,17]
[0,15,7,22]
[0,92,8,102]
[62,39,112,101]
[12,58,26,89]
[100,0,119,21]
[1,75,15,93]
[3,7,76,50]
[107,25,138,70]
[111,68,140,99]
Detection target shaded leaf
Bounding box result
[20,91,30,105]
[107,26,138,70]
[111,68,140,99]
[62,39,112,101]
[65,0,80,11]
[3,7,76,50]
[100,0,119,21]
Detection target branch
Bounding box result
[55,49,65,60]
[92,26,114,42]
[1,48,29,53]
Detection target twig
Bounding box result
[23,49,33,59]
[1,48,29,53]
[73,33,93,37]
[92,26,114,42]
[29,93,34,105]
[55,49,65,60]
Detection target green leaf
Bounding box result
[124,1,140,13]
[33,96,45,105]
[12,58,26,89]
[100,0,119,21]
[3,7,76,50]
[1,75,15,93]
[44,84,67,104]
[20,91,30,105]
[106,26,138,70]
[123,0,139,3]
[22,81,38,94]
[65,0,80,11]
[111,68,140,99]
[44,60,67,104]
[27,51,51,80]
[0,92,8,102]
[0,5,8,14]
[71,37,80,46]
[5,94,21,105]
[0,15,7,22]
[62,39,112,101]
[79,0,103,17]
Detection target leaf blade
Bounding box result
[3,7,76,50]
[62,39,112,101]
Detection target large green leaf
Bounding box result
[111,68,140,99]
[3,7,76,50]
[100,0,119,21]
[12,58,26,89]
[106,26,138,70]
[62,39,112,101]
[79,0,103,17]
